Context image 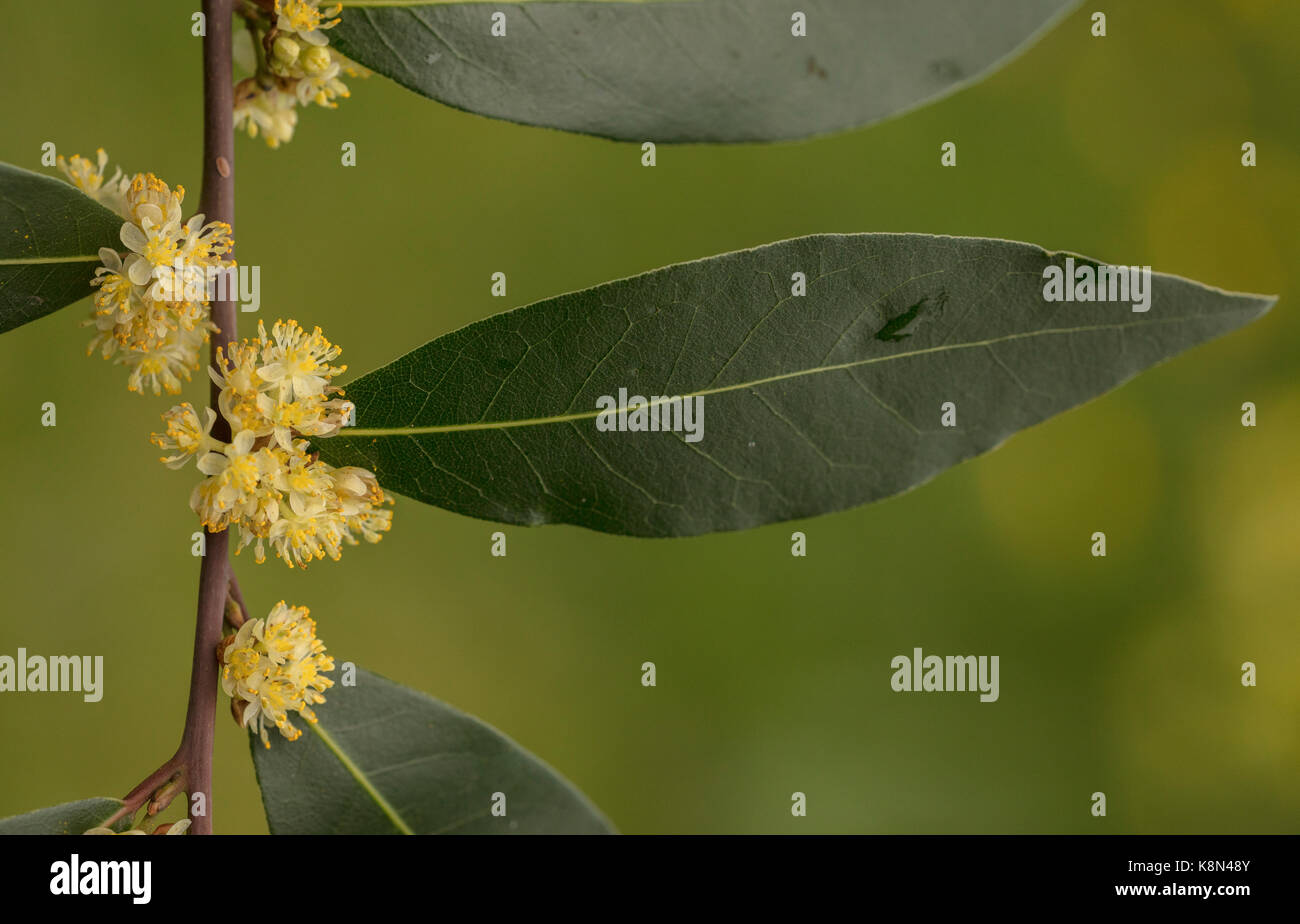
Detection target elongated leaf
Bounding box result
[251,666,612,834]
[331,0,1077,142]
[0,163,123,334]
[317,234,1274,538]
[0,797,128,835]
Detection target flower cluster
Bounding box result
[58,150,233,395]
[151,319,393,568]
[234,1,366,149]
[220,601,335,747]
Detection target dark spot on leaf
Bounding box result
[929,58,963,81]
[875,292,947,342]
[806,56,828,80]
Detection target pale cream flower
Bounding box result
[65,157,231,394]
[57,148,130,216]
[235,2,363,149]
[192,430,263,529]
[160,320,392,566]
[211,341,272,436]
[122,325,209,396]
[296,58,350,108]
[256,319,345,401]
[234,85,299,149]
[220,601,334,747]
[151,403,220,469]
[124,173,185,231]
[268,506,346,568]
[275,0,342,47]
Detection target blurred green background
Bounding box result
[1,0,1296,834]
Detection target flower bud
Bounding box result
[272,35,301,66]
[301,45,332,75]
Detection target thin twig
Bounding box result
[105,754,184,828]
[175,0,237,836]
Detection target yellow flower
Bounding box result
[295,59,350,109]
[234,85,299,149]
[164,321,393,566]
[193,430,263,529]
[124,173,185,231]
[178,214,233,267]
[151,403,220,468]
[64,155,232,394]
[220,601,334,747]
[236,2,364,149]
[211,340,271,435]
[122,326,210,396]
[275,0,342,47]
[57,148,130,216]
[257,319,345,401]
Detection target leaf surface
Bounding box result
[331,0,1077,142]
[0,797,128,835]
[0,163,122,334]
[317,233,1274,538]
[251,666,612,834]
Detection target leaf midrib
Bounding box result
[0,255,103,266]
[308,721,415,835]
[336,313,1243,438]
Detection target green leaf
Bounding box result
[0,163,123,335]
[316,233,1274,538]
[0,797,128,835]
[331,0,1077,142]
[250,666,613,834]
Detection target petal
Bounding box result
[196,452,227,476]
[135,203,162,227]
[127,259,154,286]
[119,222,147,252]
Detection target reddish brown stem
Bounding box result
[104,755,184,828]
[111,0,237,837]
[176,0,237,836]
